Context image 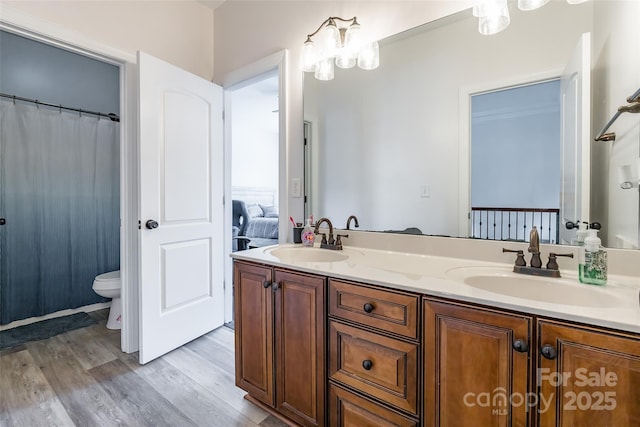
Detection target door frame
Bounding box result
[221,50,288,323]
[0,8,140,353]
[457,69,562,238]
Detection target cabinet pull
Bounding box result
[263,281,271,289]
[512,339,529,353]
[541,344,557,360]
[363,303,374,313]
[272,282,280,291]
[362,360,373,370]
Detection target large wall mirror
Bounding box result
[303,0,640,250]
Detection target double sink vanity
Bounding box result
[231,233,640,426]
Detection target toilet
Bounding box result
[92,270,121,330]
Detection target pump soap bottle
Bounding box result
[301,218,316,247]
[579,229,607,285]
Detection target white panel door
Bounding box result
[559,33,591,245]
[138,52,224,364]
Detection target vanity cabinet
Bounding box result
[234,261,326,427]
[423,298,534,427]
[537,319,640,426]
[328,279,421,425]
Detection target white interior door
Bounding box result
[138,52,224,364]
[559,33,591,245]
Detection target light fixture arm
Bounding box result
[305,16,358,41]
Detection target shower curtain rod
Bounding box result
[0,92,120,122]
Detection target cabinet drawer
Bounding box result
[329,383,418,427]
[329,279,419,339]
[329,321,419,415]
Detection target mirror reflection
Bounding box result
[304,0,639,249]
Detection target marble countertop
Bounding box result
[231,244,640,334]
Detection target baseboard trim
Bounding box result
[0,302,111,331]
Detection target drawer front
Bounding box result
[329,321,419,415]
[329,383,418,427]
[329,279,419,339]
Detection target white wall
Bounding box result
[213,0,474,230]
[591,0,640,248]
[303,2,591,235]
[0,0,214,80]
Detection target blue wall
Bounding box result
[0,30,119,114]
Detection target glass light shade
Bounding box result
[477,0,510,35]
[478,14,510,35]
[314,57,334,81]
[518,0,550,11]
[335,50,356,69]
[323,20,341,58]
[300,40,319,72]
[357,41,380,70]
[343,22,361,56]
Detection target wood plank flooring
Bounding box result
[0,310,288,427]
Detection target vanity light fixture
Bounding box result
[300,16,379,81]
[474,0,589,35]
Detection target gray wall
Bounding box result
[0,30,119,114]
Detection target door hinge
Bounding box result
[222,110,225,121]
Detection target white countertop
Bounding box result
[231,244,640,334]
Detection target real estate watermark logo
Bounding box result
[462,368,618,415]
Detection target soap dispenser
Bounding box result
[301,218,316,247]
[575,221,589,246]
[579,229,607,285]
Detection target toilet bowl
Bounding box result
[92,270,121,330]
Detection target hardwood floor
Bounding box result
[0,310,288,427]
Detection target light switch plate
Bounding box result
[292,178,302,198]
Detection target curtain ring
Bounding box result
[12,95,16,105]
[79,108,82,117]
[59,104,62,114]
[35,100,39,109]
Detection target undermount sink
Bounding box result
[266,246,353,263]
[446,267,625,307]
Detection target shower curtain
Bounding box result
[0,99,120,325]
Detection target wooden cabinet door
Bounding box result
[274,269,326,427]
[329,383,418,427]
[538,320,640,426]
[424,298,533,427]
[234,262,274,406]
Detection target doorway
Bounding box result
[222,51,287,324]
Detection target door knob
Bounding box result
[145,220,159,229]
[0,218,5,225]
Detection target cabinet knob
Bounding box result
[263,281,271,289]
[363,303,374,313]
[362,360,373,370]
[541,344,557,360]
[512,339,529,353]
[272,282,280,291]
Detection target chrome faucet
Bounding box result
[314,217,348,250]
[346,215,359,230]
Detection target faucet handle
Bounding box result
[546,252,574,270]
[336,234,348,249]
[316,233,327,245]
[503,248,526,267]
